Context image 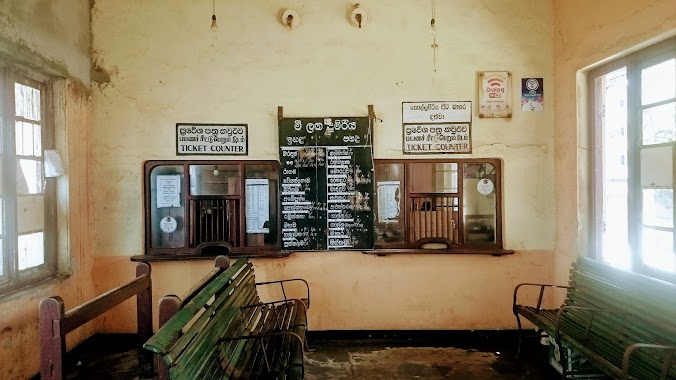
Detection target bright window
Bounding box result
[592,37,676,282]
[1,73,56,295]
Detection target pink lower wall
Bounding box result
[94,250,555,333]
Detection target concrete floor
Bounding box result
[303,333,562,380]
[34,332,570,380]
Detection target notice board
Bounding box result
[279,117,374,251]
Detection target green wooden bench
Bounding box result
[144,256,310,380]
[513,257,675,380]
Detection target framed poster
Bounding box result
[478,71,512,118]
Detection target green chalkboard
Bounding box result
[279,117,374,251]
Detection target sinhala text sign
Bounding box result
[176,123,248,155]
[402,101,472,154]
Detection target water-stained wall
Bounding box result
[552,0,676,285]
[90,0,556,333]
[0,1,92,378]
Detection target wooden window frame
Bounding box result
[590,36,676,283]
[374,158,504,251]
[143,160,281,257]
[0,68,57,296]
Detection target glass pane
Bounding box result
[642,58,675,106]
[33,123,42,157]
[374,163,405,245]
[22,122,33,156]
[0,239,3,276]
[149,165,185,248]
[643,189,673,228]
[17,159,44,194]
[15,121,25,155]
[463,163,497,244]
[640,145,672,187]
[409,163,458,193]
[0,198,3,234]
[18,231,44,270]
[189,165,240,195]
[434,163,458,193]
[245,165,278,247]
[15,83,41,120]
[17,195,45,234]
[641,227,675,273]
[597,67,631,269]
[642,102,675,145]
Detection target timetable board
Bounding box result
[279,117,374,251]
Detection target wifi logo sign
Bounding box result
[487,77,504,87]
[485,76,506,97]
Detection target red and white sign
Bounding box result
[478,71,512,118]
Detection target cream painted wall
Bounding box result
[0,0,90,84]
[0,1,92,378]
[552,0,676,284]
[91,0,555,331]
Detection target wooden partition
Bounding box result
[39,263,153,380]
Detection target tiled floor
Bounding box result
[35,332,568,379]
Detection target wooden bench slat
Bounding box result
[224,305,276,378]
[568,275,676,336]
[172,284,259,379]
[514,257,675,380]
[167,268,256,364]
[558,313,670,379]
[144,259,249,354]
[145,256,309,380]
[236,306,289,379]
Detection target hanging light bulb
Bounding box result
[211,14,218,31]
[210,0,218,31]
[213,165,219,176]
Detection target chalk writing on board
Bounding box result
[279,116,374,251]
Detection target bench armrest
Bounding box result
[622,343,675,380]
[256,279,310,309]
[241,299,309,329]
[513,283,569,313]
[554,305,629,342]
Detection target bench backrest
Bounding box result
[562,258,676,379]
[144,258,259,380]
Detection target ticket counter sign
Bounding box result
[402,101,472,154]
[176,123,248,155]
[402,101,472,124]
[403,124,471,153]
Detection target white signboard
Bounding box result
[402,101,472,124]
[157,175,181,208]
[478,71,512,118]
[245,178,270,233]
[404,124,471,154]
[176,124,248,155]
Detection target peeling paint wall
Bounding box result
[552,0,676,285]
[0,0,90,84]
[0,1,92,379]
[91,0,555,332]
